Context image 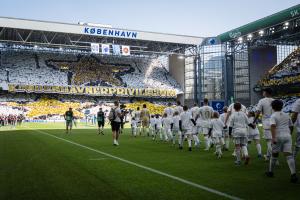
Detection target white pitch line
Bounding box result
[34,129,242,200]
[88,158,109,160]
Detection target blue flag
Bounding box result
[112,45,121,55]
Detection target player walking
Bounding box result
[64,107,74,134]
[109,101,122,146]
[254,88,274,161]
[140,104,150,136]
[265,100,298,183]
[291,99,300,159]
[97,107,105,135]
[198,98,214,150]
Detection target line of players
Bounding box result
[130,89,300,183]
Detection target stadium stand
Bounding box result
[0,51,182,93]
[258,47,300,87]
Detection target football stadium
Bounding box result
[1,2,300,200]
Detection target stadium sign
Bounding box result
[84,27,138,39]
[8,84,177,98]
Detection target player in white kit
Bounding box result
[254,88,274,161]
[265,100,298,183]
[131,117,137,137]
[164,102,174,118]
[179,105,196,151]
[198,98,214,150]
[162,113,173,142]
[190,103,201,148]
[291,99,300,159]
[153,114,162,141]
[224,101,247,157]
[134,107,142,135]
[174,101,184,114]
[247,111,262,158]
[219,106,230,151]
[150,115,156,137]
[209,112,225,158]
[229,103,253,165]
[171,111,181,145]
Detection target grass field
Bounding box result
[1,122,299,200]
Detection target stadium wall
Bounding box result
[249,46,277,104]
[168,55,185,103]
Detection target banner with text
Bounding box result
[8,84,177,98]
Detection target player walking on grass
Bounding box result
[219,106,230,151]
[150,115,156,137]
[140,104,150,136]
[247,111,262,158]
[291,99,300,160]
[191,103,200,148]
[134,107,141,135]
[153,114,162,141]
[109,101,122,146]
[131,117,137,137]
[64,107,74,134]
[172,111,180,145]
[97,107,105,135]
[224,101,247,157]
[209,112,225,158]
[265,100,298,183]
[198,98,214,150]
[179,105,196,151]
[162,113,173,141]
[229,103,254,165]
[254,88,274,161]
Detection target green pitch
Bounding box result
[0,122,299,200]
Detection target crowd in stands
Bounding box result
[258,47,300,87]
[0,103,24,127]
[0,51,182,93]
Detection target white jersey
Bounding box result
[164,107,174,118]
[270,111,292,138]
[131,119,137,128]
[155,117,162,129]
[248,116,259,136]
[172,115,180,131]
[190,106,200,120]
[162,117,172,129]
[150,118,156,128]
[256,97,274,129]
[292,99,300,132]
[198,105,214,128]
[134,111,141,121]
[219,113,228,126]
[174,105,184,114]
[228,103,247,114]
[180,111,193,131]
[210,118,225,137]
[229,111,249,137]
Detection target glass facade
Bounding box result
[199,44,224,100]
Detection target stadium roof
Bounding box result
[0,16,203,55]
[217,4,300,45]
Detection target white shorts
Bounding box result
[172,129,180,136]
[248,134,260,141]
[192,126,200,135]
[295,132,300,148]
[272,137,292,153]
[212,136,223,144]
[201,127,210,135]
[263,129,272,140]
[223,129,229,137]
[233,137,248,145]
[181,129,192,136]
